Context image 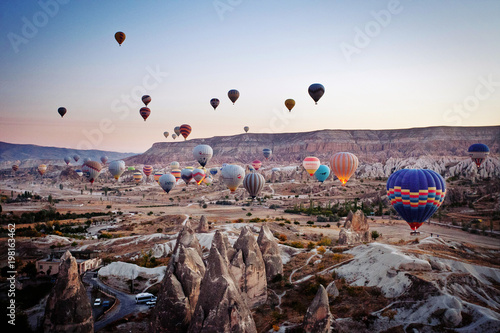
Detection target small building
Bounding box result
[36,250,102,276]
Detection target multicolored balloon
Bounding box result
[143,165,153,177]
[308,83,325,104]
[163,131,169,139]
[171,169,181,181]
[228,89,240,104]
[109,160,126,180]
[174,126,181,136]
[387,169,446,232]
[285,99,295,112]
[38,164,47,176]
[203,174,213,185]
[82,161,102,184]
[314,165,330,183]
[58,107,67,118]
[172,133,177,140]
[468,143,490,168]
[221,164,245,193]
[263,148,272,160]
[210,167,218,176]
[133,172,143,184]
[180,124,192,140]
[140,107,151,121]
[193,145,213,167]
[154,171,164,183]
[75,169,83,177]
[210,98,220,110]
[181,168,193,185]
[243,172,265,199]
[244,126,249,133]
[193,168,206,185]
[12,165,19,172]
[170,161,180,170]
[303,157,321,176]
[64,156,71,165]
[330,152,358,186]
[252,160,262,171]
[100,156,108,165]
[115,31,126,46]
[142,95,151,106]
[159,173,176,193]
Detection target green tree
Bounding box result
[371,230,380,240]
[48,195,53,205]
[59,184,64,190]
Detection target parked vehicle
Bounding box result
[93,298,101,306]
[135,293,156,304]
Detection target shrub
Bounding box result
[317,237,332,246]
[289,241,304,249]
[307,221,314,225]
[293,221,300,225]
[307,241,315,250]
[371,230,380,240]
[278,234,287,242]
[317,246,326,254]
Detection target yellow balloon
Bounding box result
[285,99,295,112]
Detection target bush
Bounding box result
[293,221,300,225]
[317,237,332,246]
[289,241,304,249]
[371,230,380,240]
[306,221,314,225]
[317,246,326,254]
[307,241,315,250]
[246,212,252,216]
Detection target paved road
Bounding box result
[83,272,149,332]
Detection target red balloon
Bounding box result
[140,107,151,121]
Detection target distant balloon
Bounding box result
[109,160,126,180]
[228,89,240,104]
[12,165,19,172]
[285,99,295,112]
[171,169,181,181]
[308,83,325,104]
[100,156,108,165]
[314,165,330,183]
[246,165,255,173]
[140,107,151,121]
[154,171,163,183]
[128,166,135,171]
[209,167,218,176]
[38,164,47,176]
[115,31,126,46]
[172,134,177,140]
[133,172,143,184]
[143,165,153,177]
[159,173,176,193]
[82,161,102,184]
[192,168,206,185]
[73,154,80,162]
[142,95,151,106]
[83,157,91,163]
[252,160,262,171]
[210,98,220,110]
[75,169,83,177]
[180,124,192,140]
[243,172,265,199]
[263,148,272,160]
[193,145,213,167]
[58,107,67,118]
[303,157,321,176]
[330,152,358,186]
[468,143,490,168]
[174,126,181,136]
[272,167,281,172]
[64,156,71,165]
[244,126,249,133]
[170,161,180,170]
[221,164,245,193]
[387,169,446,232]
[203,174,213,186]
[181,168,193,185]
[163,131,169,139]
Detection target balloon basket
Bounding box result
[410,231,420,236]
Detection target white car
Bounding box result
[93,298,101,306]
[146,300,156,307]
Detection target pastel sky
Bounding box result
[1,0,499,153]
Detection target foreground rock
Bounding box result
[43,251,93,333]
[302,285,331,333]
[338,210,370,245]
[197,215,209,233]
[188,247,257,333]
[257,225,283,282]
[231,226,267,308]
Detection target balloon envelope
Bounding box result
[244,126,249,133]
[263,148,272,159]
[133,172,143,183]
[252,160,262,171]
[180,124,192,140]
[109,160,126,180]
[172,134,177,140]
[140,107,151,121]
[83,157,91,163]
[12,165,19,172]
[64,156,71,165]
[387,169,446,231]
[82,161,102,184]
[210,98,220,110]
[314,165,330,183]
[170,161,180,170]
[468,143,490,168]
[209,167,218,176]
[192,168,206,185]
[193,145,213,167]
[181,168,193,185]
[38,164,47,176]
[73,154,80,162]
[154,171,164,183]
[171,169,181,181]
[75,169,83,177]
[330,152,358,185]
[115,31,126,45]
[308,83,325,104]
[58,107,67,118]
[100,156,108,164]
[174,126,181,136]
[143,165,153,177]
[142,95,151,106]
[159,173,176,193]
[285,99,295,111]
[228,89,240,104]
[243,172,265,199]
[163,131,169,139]
[303,157,321,176]
[221,164,245,193]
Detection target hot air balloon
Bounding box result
[115,31,126,46]
[83,157,91,163]
[12,165,19,172]
[203,174,213,185]
[181,168,193,185]
[243,172,265,199]
[143,165,153,178]
[180,124,192,140]
[314,165,330,183]
[308,83,325,104]
[387,169,446,234]
[172,134,177,140]
[285,99,295,112]
[109,160,126,180]
[468,143,490,168]
[272,167,281,172]
[252,160,262,171]
[171,169,181,181]
[140,107,151,121]
[244,126,249,133]
[174,126,181,136]
[73,154,80,162]
[221,164,245,193]
[82,161,102,184]
[64,156,71,165]
[210,167,218,176]
[170,161,180,170]
[133,172,143,184]
[193,145,213,167]
[154,171,164,183]
[247,165,255,172]
[58,107,67,118]
[142,95,151,106]
[128,166,135,171]
[303,157,320,176]
[263,148,272,160]
[210,98,220,110]
[159,173,176,193]
[75,169,83,177]
[163,131,169,139]
[100,156,108,165]
[193,168,206,185]
[330,152,358,186]
[38,164,47,176]
[228,89,240,104]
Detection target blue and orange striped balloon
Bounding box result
[387,169,446,232]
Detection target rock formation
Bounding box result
[338,210,370,245]
[326,280,339,300]
[43,251,93,333]
[231,226,267,308]
[188,247,257,333]
[257,225,283,282]
[152,224,206,333]
[212,229,235,265]
[302,285,331,333]
[197,215,209,233]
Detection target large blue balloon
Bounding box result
[467,143,490,168]
[387,169,446,231]
[263,148,272,159]
[314,165,330,183]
